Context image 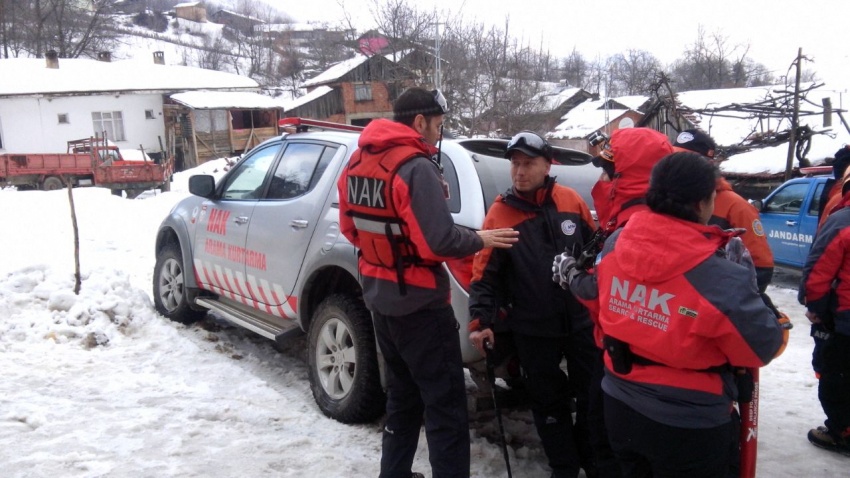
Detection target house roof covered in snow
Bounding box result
[302,55,371,88]
[170,91,282,110]
[548,98,631,139]
[0,58,258,98]
[531,86,585,112]
[280,86,333,111]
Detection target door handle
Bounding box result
[290,219,309,228]
[785,220,797,226]
[234,216,249,225]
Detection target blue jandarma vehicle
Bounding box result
[754,167,832,268]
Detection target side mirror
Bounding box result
[188,175,216,198]
[749,199,764,211]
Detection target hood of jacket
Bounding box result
[613,210,732,283]
[358,118,438,156]
[595,128,674,228]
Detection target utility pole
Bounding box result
[784,48,803,182]
[433,20,443,90]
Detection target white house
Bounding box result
[0,52,259,157]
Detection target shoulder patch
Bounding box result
[752,219,765,237]
[561,219,577,236]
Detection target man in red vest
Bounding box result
[338,87,518,478]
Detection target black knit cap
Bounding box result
[674,129,717,158]
[393,87,448,121]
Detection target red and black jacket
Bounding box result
[338,119,483,316]
[469,178,596,337]
[595,210,784,428]
[801,192,850,337]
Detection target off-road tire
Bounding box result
[42,176,64,191]
[153,244,205,324]
[307,294,385,423]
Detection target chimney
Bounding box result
[153,51,165,65]
[45,50,59,69]
[97,51,111,62]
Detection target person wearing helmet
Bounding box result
[673,128,774,293]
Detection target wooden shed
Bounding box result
[166,91,282,169]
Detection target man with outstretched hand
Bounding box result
[338,87,518,478]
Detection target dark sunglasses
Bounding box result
[431,89,449,114]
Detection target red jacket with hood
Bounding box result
[338,119,484,316]
[592,128,674,233]
[596,210,784,428]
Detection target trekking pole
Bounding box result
[484,340,513,478]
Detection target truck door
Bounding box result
[191,143,282,301]
[760,180,813,267]
[243,141,342,316]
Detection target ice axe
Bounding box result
[484,340,513,478]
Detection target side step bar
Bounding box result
[195,297,304,344]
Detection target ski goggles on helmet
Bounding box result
[505,131,552,160]
[431,89,449,114]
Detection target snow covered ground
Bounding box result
[0,166,846,477]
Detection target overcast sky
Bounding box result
[272,0,849,89]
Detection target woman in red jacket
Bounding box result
[594,152,786,477]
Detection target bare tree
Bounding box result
[669,25,773,90]
[561,48,593,89]
[607,49,662,96]
[3,0,119,58]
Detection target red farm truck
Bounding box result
[0,137,173,197]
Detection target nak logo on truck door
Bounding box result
[207,208,230,236]
[347,176,386,209]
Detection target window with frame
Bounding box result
[220,143,282,200]
[764,183,808,214]
[808,182,826,216]
[58,113,69,124]
[91,111,126,141]
[266,143,331,200]
[145,110,155,120]
[354,83,373,102]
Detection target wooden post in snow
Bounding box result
[64,176,81,295]
[784,48,803,182]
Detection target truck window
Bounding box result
[266,142,325,200]
[808,182,826,216]
[763,182,809,214]
[220,144,280,200]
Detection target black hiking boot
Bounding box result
[807,426,850,456]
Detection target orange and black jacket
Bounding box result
[595,210,784,428]
[801,192,850,337]
[710,178,774,291]
[338,119,483,316]
[818,180,843,230]
[469,178,596,337]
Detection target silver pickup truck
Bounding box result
[153,119,596,423]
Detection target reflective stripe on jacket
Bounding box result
[338,119,483,316]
